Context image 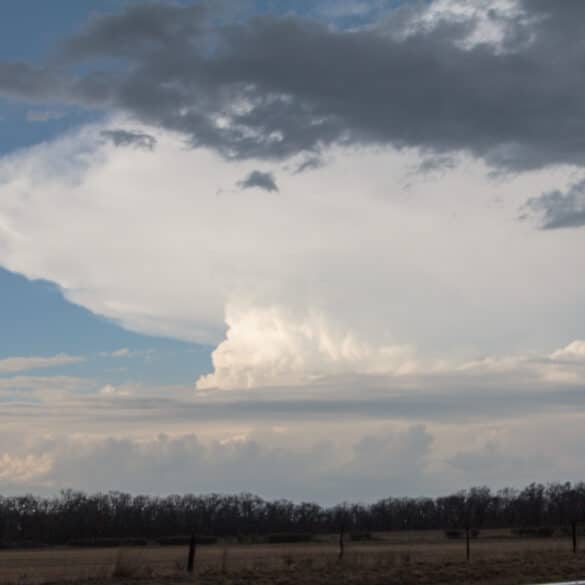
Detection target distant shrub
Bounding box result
[68,537,148,547]
[236,534,261,544]
[511,527,554,538]
[560,525,585,536]
[350,531,374,541]
[444,529,479,539]
[444,530,462,539]
[157,535,217,546]
[266,532,314,544]
[0,540,49,549]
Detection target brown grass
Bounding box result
[1,530,584,585]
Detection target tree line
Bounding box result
[1,482,585,545]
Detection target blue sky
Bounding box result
[0,1,118,152]
[0,267,212,385]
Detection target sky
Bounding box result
[1,0,585,503]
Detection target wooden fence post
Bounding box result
[187,532,196,573]
[572,521,577,554]
[338,526,345,561]
[466,526,470,561]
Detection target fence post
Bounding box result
[187,532,196,573]
[338,525,345,561]
[572,521,577,554]
[466,525,470,561]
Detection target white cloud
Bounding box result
[200,333,585,390]
[0,120,584,388]
[98,348,152,359]
[197,304,416,389]
[98,383,132,397]
[0,354,84,373]
[110,347,131,358]
[0,453,52,483]
[405,0,529,51]
[0,375,93,393]
[550,340,585,361]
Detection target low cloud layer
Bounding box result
[0,426,438,500]
[1,339,585,498]
[2,404,585,500]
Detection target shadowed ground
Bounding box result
[2,530,585,585]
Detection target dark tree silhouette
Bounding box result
[1,482,584,546]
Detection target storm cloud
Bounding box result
[1,1,585,174]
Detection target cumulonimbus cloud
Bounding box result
[0,121,584,388]
[196,304,417,390]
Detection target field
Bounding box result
[2,530,585,585]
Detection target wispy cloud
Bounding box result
[0,354,84,374]
[110,348,131,358]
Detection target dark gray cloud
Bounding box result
[101,129,157,150]
[2,1,585,174]
[521,178,585,229]
[415,154,457,176]
[26,110,66,123]
[0,61,68,100]
[237,170,279,192]
[61,2,209,59]
[292,155,324,174]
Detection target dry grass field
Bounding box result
[1,530,585,585]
